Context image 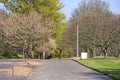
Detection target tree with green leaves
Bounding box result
[1,0,65,40]
[0,0,66,58]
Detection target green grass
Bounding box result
[76,59,120,80]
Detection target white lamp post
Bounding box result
[76,22,79,59]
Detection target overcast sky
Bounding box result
[61,0,120,20]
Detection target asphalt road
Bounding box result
[29,60,114,80]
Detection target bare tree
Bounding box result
[2,12,54,58]
[36,38,56,59]
[62,0,120,58]
[0,10,8,56]
[62,21,77,57]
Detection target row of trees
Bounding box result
[0,0,65,59]
[1,0,119,59]
[0,11,56,58]
[62,0,120,58]
[0,0,65,40]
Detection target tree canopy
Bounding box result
[62,0,120,58]
[0,0,66,58]
[0,0,65,40]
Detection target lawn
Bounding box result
[76,59,120,80]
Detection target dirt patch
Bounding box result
[0,61,41,77]
[0,61,41,66]
[13,66,33,76]
[0,62,11,64]
[0,66,35,77]
[0,69,12,77]
[0,62,27,66]
[26,61,41,66]
[13,62,28,66]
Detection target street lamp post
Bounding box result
[76,22,79,59]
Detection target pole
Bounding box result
[76,22,79,59]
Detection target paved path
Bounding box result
[29,60,114,80]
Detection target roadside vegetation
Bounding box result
[76,59,120,80]
[0,0,66,59]
[61,0,120,59]
[0,0,120,59]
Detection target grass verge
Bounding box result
[74,59,120,80]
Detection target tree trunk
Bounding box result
[87,48,90,58]
[92,44,96,58]
[93,48,96,58]
[31,51,34,58]
[119,53,120,58]
[118,50,120,58]
[102,47,108,59]
[103,50,107,58]
[105,52,107,58]
[43,51,45,59]
[117,49,120,58]
[100,53,103,58]
[38,53,41,59]
[22,47,25,59]
[59,53,61,60]
[29,44,34,58]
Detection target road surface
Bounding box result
[29,60,114,80]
